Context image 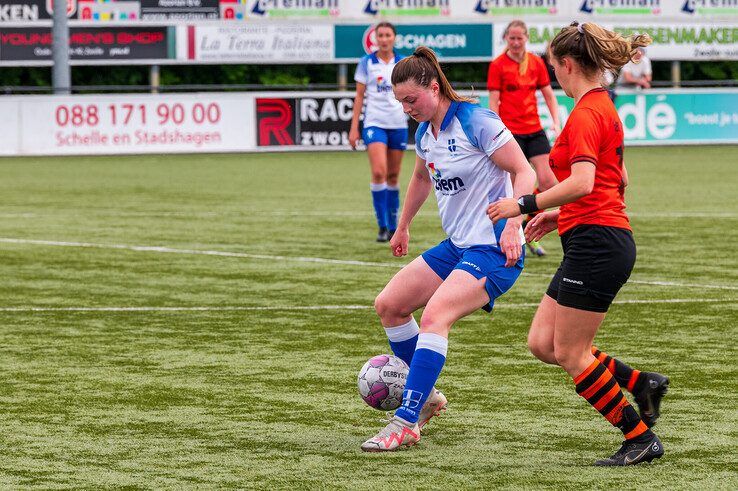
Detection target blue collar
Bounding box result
[440,101,460,132]
[371,51,399,64]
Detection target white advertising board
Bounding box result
[187,23,334,63]
[493,22,738,61]
[222,1,738,23]
[1,0,737,23]
[0,98,21,156]
[2,88,736,156]
[5,93,255,155]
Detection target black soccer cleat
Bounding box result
[376,227,390,243]
[594,435,664,466]
[634,372,670,428]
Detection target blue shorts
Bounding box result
[421,238,524,312]
[362,126,408,150]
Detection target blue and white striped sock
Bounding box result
[384,317,419,366]
[370,182,388,230]
[394,333,448,424]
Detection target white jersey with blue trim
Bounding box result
[354,52,408,129]
[415,101,523,248]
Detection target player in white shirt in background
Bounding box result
[617,47,652,90]
[361,46,536,452]
[349,22,409,243]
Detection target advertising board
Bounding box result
[494,22,738,61]
[335,23,492,61]
[4,93,254,155]
[0,25,173,63]
[1,89,735,156]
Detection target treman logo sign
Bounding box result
[250,0,341,18]
[681,0,738,15]
[335,24,492,60]
[579,0,662,15]
[363,0,450,16]
[474,0,558,15]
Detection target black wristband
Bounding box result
[517,194,539,215]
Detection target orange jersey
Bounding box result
[549,88,630,235]
[487,52,550,135]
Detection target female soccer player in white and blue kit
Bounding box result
[349,22,409,243]
[361,46,536,452]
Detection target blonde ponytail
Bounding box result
[550,21,652,77]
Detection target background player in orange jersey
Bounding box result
[487,20,561,256]
[488,22,668,466]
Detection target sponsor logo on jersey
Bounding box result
[427,162,466,194]
[376,75,393,93]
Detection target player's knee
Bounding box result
[374,291,408,320]
[553,344,581,370]
[527,334,555,363]
[387,173,399,185]
[373,292,390,318]
[419,308,451,336]
[371,170,386,183]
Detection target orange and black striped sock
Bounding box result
[574,359,653,442]
[591,346,647,394]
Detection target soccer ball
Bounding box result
[357,354,409,410]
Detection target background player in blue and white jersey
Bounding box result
[361,46,536,452]
[349,22,409,243]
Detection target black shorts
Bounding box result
[513,130,551,160]
[546,225,636,313]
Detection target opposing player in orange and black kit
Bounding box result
[590,347,669,428]
[488,22,668,466]
[487,20,561,256]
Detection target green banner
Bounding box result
[477,89,738,145]
[334,24,492,61]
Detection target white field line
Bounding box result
[1,236,737,291]
[0,211,736,219]
[0,298,734,313]
[0,237,398,268]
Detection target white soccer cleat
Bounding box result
[361,415,420,452]
[418,388,448,430]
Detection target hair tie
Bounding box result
[577,23,586,34]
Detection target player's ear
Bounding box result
[563,56,574,74]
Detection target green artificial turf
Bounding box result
[0,146,735,488]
